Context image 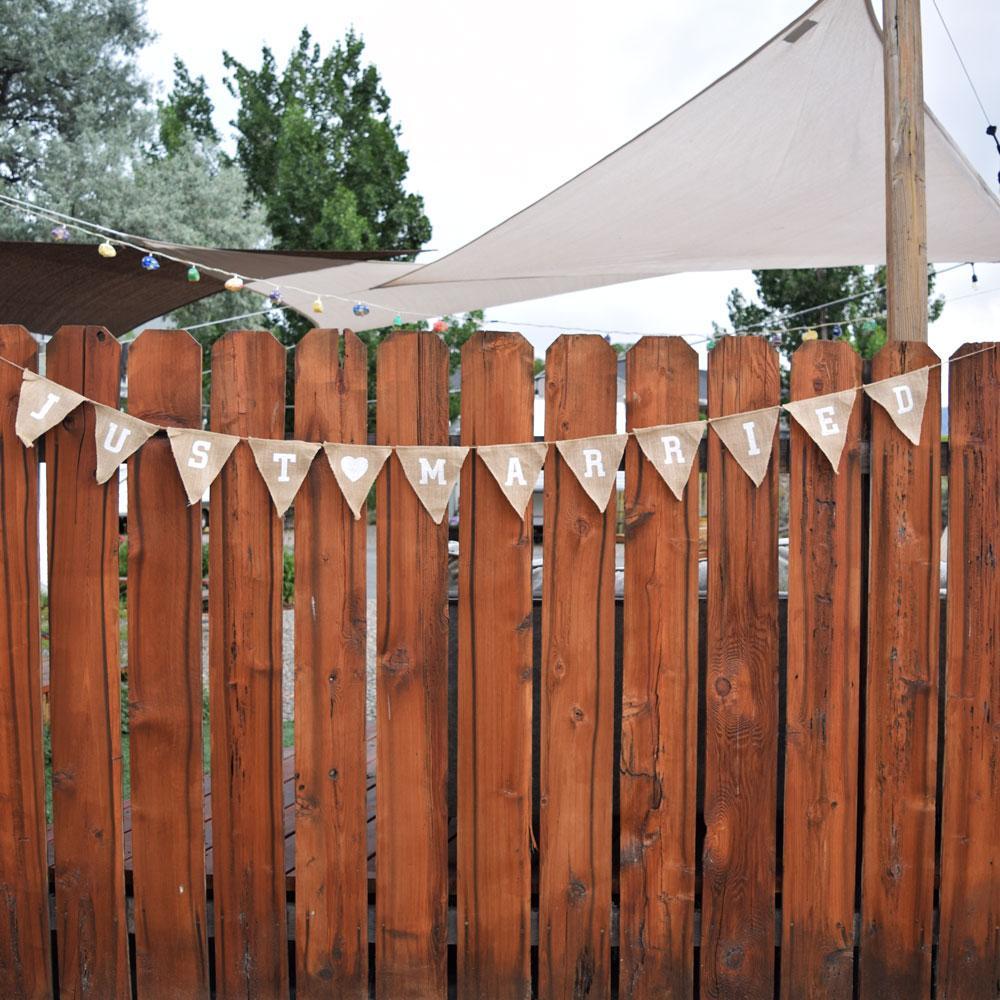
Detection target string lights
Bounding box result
[0,192,425,324]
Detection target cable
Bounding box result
[930,0,992,126]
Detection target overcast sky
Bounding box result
[137,0,1000,370]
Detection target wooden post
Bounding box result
[883,0,928,342]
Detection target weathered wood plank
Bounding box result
[620,336,699,1000]
[702,334,780,999]
[859,342,940,998]
[937,343,999,999]
[781,341,862,999]
[539,334,617,1000]
[209,330,289,999]
[46,325,131,998]
[0,326,52,1000]
[294,328,369,999]
[457,331,534,1000]
[375,330,450,999]
[126,328,209,1000]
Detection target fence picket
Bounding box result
[782,341,862,998]
[0,326,52,1000]
[539,335,617,1000]
[859,342,940,998]
[375,330,450,999]
[702,335,780,999]
[293,328,369,999]
[457,331,534,1000]
[46,325,131,998]
[620,336,699,1000]
[126,329,209,999]
[208,330,289,998]
[937,343,999,999]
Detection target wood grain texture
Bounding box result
[457,331,534,1000]
[45,325,131,998]
[702,335,780,999]
[126,329,208,1000]
[882,0,928,343]
[620,337,699,1000]
[539,335,617,1000]
[859,341,940,998]
[293,328,369,999]
[208,330,289,999]
[0,326,52,999]
[781,341,862,999]
[375,330,450,1000]
[937,343,999,999]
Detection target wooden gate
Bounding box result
[0,324,996,999]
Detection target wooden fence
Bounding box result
[0,324,997,999]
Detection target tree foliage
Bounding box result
[0,0,151,187]
[715,266,944,377]
[158,58,219,155]
[223,29,432,256]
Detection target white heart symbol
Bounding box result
[340,455,369,483]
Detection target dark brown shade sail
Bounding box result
[0,242,407,337]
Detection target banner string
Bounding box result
[2,342,996,446]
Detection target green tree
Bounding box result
[158,58,219,155]
[224,28,432,255]
[0,0,151,188]
[715,266,945,378]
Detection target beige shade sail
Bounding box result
[378,0,1000,309]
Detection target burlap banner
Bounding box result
[632,420,705,501]
[15,370,86,446]
[395,446,469,523]
[555,434,628,510]
[476,442,548,516]
[93,404,159,484]
[864,367,929,445]
[711,406,780,486]
[248,438,321,516]
[167,427,241,505]
[323,443,392,520]
[783,388,857,472]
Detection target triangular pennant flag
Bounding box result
[395,446,469,523]
[632,421,705,501]
[167,427,241,505]
[476,442,548,516]
[15,370,86,446]
[248,438,321,517]
[783,388,857,472]
[324,443,392,519]
[555,434,628,510]
[93,404,159,484]
[864,367,929,445]
[710,406,780,486]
